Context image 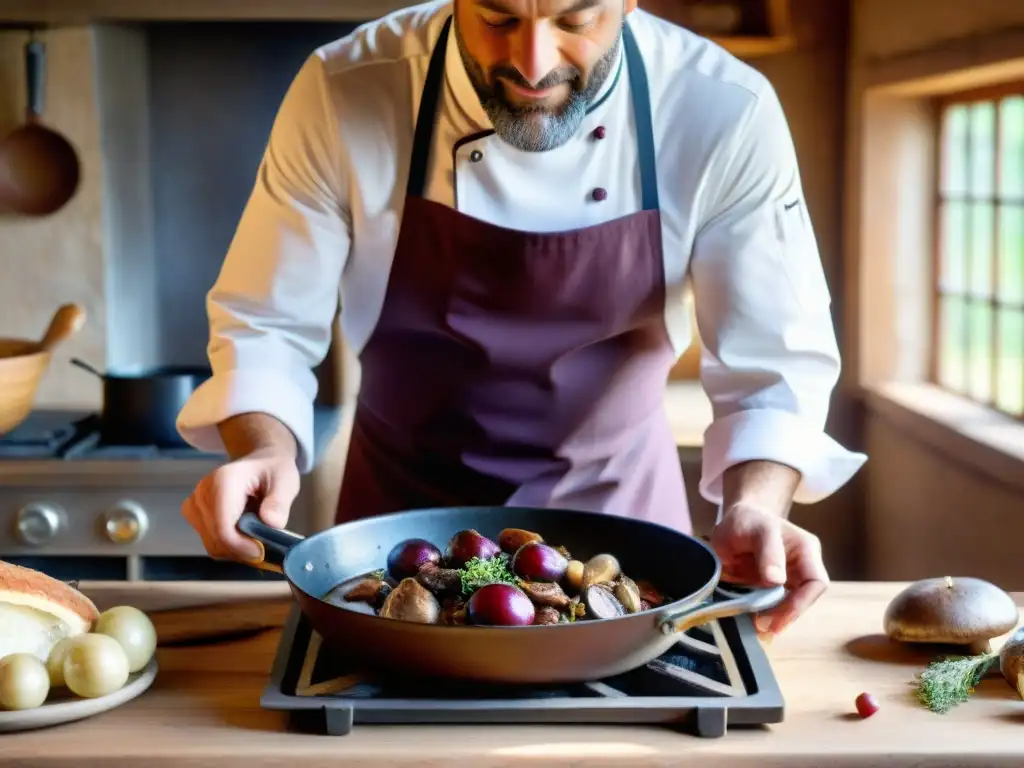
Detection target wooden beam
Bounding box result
[0,0,797,57]
[0,0,413,23]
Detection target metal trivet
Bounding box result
[260,588,785,738]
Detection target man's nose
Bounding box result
[510,23,561,87]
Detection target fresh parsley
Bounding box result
[459,553,516,597]
[914,653,998,714]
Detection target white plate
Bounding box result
[0,659,158,733]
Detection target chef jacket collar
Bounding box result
[443,15,625,137]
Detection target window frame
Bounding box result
[931,80,1024,420]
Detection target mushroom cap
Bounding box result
[883,576,1019,645]
[1000,626,1024,667]
[999,626,1024,699]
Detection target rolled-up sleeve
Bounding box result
[176,54,350,473]
[689,82,866,507]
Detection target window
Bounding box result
[934,84,1024,418]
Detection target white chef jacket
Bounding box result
[176,0,867,508]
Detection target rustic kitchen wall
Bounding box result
[725,0,863,578]
[848,0,1024,588]
[142,20,358,367]
[0,28,105,409]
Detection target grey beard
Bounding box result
[456,27,621,153]
[487,94,590,153]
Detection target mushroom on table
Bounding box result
[999,626,1024,699]
[883,576,1019,655]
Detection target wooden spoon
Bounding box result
[37,303,86,352]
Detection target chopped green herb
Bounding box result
[914,653,997,714]
[460,554,516,597]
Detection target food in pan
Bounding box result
[322,527,672,627]
[0,560,157,711]
[385,538,441,581]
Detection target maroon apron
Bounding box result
[336,17,690,534]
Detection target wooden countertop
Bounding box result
[5,581,1024,767]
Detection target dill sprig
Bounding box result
[914,653,997,713]
[459,553,516,597]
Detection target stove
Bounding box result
[0,408,341,581]
[0,410,221,461]
[261,588,785,738]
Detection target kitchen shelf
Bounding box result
[0,0,796,59]
[0,0,411,23]
[643,0,796,58]
[709,34,795,57]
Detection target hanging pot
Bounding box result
[0,35,81,217]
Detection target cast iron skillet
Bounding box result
[236,502,785,686]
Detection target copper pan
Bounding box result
[0,34,81,217]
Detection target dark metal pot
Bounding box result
[71,358,210,447]
[236,502,785,686]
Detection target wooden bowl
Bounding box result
[0,304,86,435]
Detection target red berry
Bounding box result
[855,692,879,718]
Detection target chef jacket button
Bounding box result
[593,126,606,140]
[592,187,608,202]
[470,149,483,163]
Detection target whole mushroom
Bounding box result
[999,626,1024,700]
[379,578,441,624]
[883,576,1019,655]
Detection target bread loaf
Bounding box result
[0,561,99,662]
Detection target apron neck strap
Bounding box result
[406,16,452,200]
[621,23,659,212]
[407,15,659,213]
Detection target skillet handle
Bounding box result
[25,39,45,121]
[236,499,305,574]
[658,584,787,635]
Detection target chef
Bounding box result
[177,0,866,637]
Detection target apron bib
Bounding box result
[336,16,690,533]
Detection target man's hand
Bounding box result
[181,447,300,562]
[181,412,301,562]
[710,504,829,637]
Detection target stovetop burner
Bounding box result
[0,410,86,458]
[261,589,785,738]
[0,410,220,461]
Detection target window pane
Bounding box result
[938,295,967,391]
[967,299,993,402]
[939,201,967,292]
[995,309,1024,416]
[969,202,994,297]
[941,105,969,196]
[999,96,1024,198]
[998,204,1024,304]
[970,102,996,198]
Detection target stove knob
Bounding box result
[103,501,149,545]
[14,503,65,547]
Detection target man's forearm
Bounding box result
[722,460,802,519]
[217,412,298,462]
